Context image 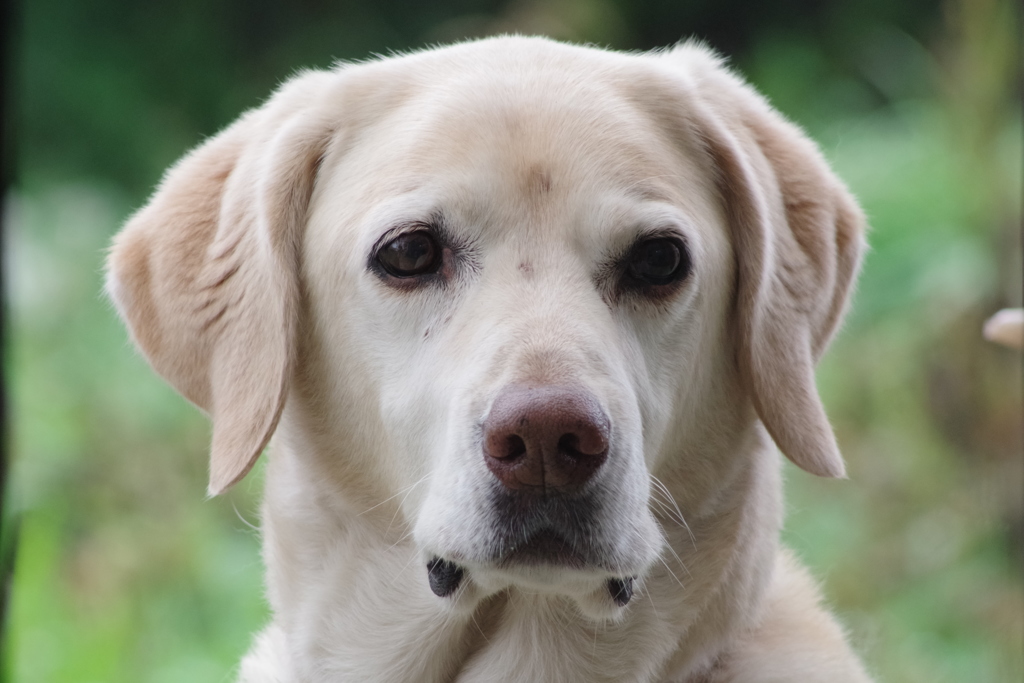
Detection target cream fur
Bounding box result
[107,36,872,682]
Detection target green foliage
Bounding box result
[7,0,1021,681]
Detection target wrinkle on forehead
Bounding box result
[524,165,552,198]
[396,100,688,231]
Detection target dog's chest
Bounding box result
[452,596,674,683]
[271,556,689,683]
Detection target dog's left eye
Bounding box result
[377,231,442,277]
[626,237,690,286]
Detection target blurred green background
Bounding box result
[3,0,1021,681]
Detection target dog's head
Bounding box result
[107,38,863,617]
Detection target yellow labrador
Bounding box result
[107,37,872,683]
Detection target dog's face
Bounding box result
[300,65,734,602]
[107,38,864,617]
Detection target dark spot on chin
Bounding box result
[608,576,635,606]
[427,557,465,597]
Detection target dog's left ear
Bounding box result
[107,72,336,495]
[664,45,867,477]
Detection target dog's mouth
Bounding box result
[498,528,587,569]
[421,481,653,608]
[426,493,641,606]
[485,485,616,566]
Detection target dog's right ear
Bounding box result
[107,71,336,495]
[658,43,866,478]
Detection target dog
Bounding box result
[107,36,873,682]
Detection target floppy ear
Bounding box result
[672,45,866,477]
[107,72,335,495]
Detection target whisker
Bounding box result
[359,474,430,517]
[232,502,260,534]
[469,603,490,645]
[384,476,430,538]
[657,555,686,591]
[383,528,416,555]
[384,539,421,589]
[645,581,663,623]
[649,496,695,573]
[654,519,692,579]
[650,474,697,552]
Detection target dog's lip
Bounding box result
[496,528,588,569]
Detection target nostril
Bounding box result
[558,425,608,459]
[504,435,527,460]
[558,433,581,457]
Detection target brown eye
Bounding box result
[626,237,690,286]
[377,231,441,277]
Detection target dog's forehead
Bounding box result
[312,41,722,258]
[403,67,695,197]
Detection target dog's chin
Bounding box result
[459,561,641,622]
[426,530,645,621]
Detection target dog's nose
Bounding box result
[483,385,609,493]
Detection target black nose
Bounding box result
[482,385,609,494]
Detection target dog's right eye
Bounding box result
[377,231,442,277]
[623,236,691,288]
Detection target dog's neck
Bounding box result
[255,423,782,683]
